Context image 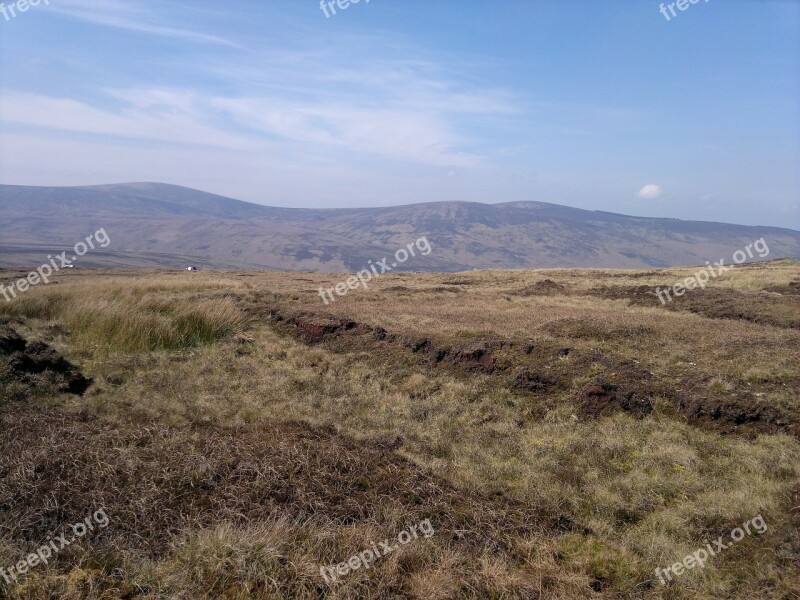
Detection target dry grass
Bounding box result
[0,262,798,599]
[0,277,248,354]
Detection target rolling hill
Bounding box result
[1,182,797,271]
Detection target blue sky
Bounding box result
[1,0,798,228]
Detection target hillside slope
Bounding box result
[1,183,797,271]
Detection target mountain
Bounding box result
[1,182,798,271]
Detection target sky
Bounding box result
[0,0,798,229]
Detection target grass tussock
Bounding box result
[0,278,248,354]
[67,296,246,353]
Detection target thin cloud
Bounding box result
[47,0,241,48]
[0,92,261,151]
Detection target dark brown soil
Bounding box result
[519,279,567,296]
[763,281,800,295]
[0,325,92,396]
[513,367,555,393]
[580,381,652,418]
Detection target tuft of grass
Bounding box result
[0,280,248,354]
[68,297,247,353]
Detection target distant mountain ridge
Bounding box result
[1,182,798,271]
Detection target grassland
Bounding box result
[0,260,798,599]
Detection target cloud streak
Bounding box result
[46,0,241,47]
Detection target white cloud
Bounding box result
[0,37,516,168]
[637,184,663,199]
[0,92,262,151]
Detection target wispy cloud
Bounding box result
[47,0,241,47]
[0,92,261,151]
[1,30,516,168]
